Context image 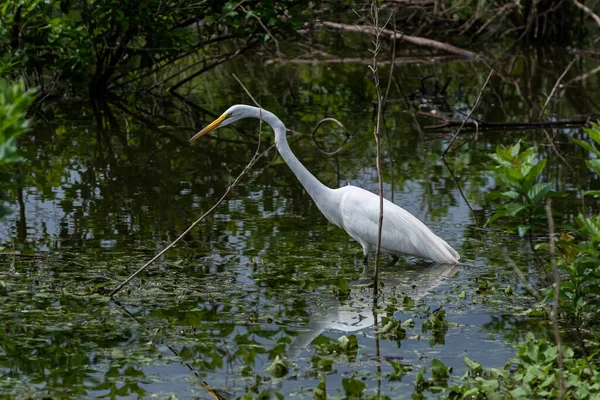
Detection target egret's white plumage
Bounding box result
[191,105,459,265]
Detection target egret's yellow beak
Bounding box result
[190,113,230,142]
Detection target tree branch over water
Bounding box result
[313,21,478,59]
[366,2,387,299]
[572,0,600,27]
[108,109,265,298]
[442,69,494,156]
[423,115,598,131]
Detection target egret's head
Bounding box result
[190,105,257,141]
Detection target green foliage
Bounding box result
[539,123,600,329]
[0,78,35,218]
[545,221,600,328]
[437,130,600,399]
[422,310,450,346]
[575,121,600,155]
[485,141,554,236]
[0,0,316,94]
[412,360,453,398]
[388,360,413,382]
[0,79,35,164]
[422,333,600,399]
[576,121,600,177]
[486,132,600,329]
[313,334,359,364]
[337,334,359,353]
[380,317,407,341]
[265,355,288,378]
[342,376,366,397]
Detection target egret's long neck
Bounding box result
[255,109,331,201]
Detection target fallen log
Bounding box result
[264,55,463,66]
[313,21,478,59]
[424,116,600,131]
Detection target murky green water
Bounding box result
[1,46,599,398]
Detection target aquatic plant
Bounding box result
[485,140,555,237]
[417,333,600,399]
[424,127,600,399]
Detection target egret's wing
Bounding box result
[338,186,459,263]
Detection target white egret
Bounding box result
[191,105,460,265]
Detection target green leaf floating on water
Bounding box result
[403,318,415,328]
[337,334,358,352]
[266,355,288,378]
[431,359,451,381]
[342,376,366,396]
[381,319,407,340]
[464,356,483,375]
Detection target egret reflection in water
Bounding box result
[287,263,459,358]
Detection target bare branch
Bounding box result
[315,21,477,58]
[573,0,600,27]
[264,55,463,66]
[442,69,494,157]
[424,116,596,131]
[109,99,264,297]
[545,199,565,399]
[232,73,261,108]
[539,58,577,119]
[367,0,385,299]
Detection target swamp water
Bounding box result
[1,48,598,398]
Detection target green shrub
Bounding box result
[0,78,35,217]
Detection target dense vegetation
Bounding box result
[0,79,35,218]
[0,0,594,98]
[413,131,600,399]
[0,0,315,95]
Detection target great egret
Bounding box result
[191,105,460,265]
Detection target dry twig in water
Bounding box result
[441,158,479,227]
[539,58,577,119]
[363,1,391,298]
[442,69,494,157]
[545,198,565,399]
[539,58,577,174]
[109,79,265,297]
[108,133,263,297]
[382,7,398,202]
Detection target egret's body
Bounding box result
[191,105,459,265]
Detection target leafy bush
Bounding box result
[0,79,35,164]
[485,141,554,237]
[446,127,600,399]
[427,333,600,399]
[0,78,35,217]
[0,0,317,95]
[486,130,600,329]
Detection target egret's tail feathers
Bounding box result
[413,234,459,264]
[439,238,460,264]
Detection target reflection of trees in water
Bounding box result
[5,48,597,262]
